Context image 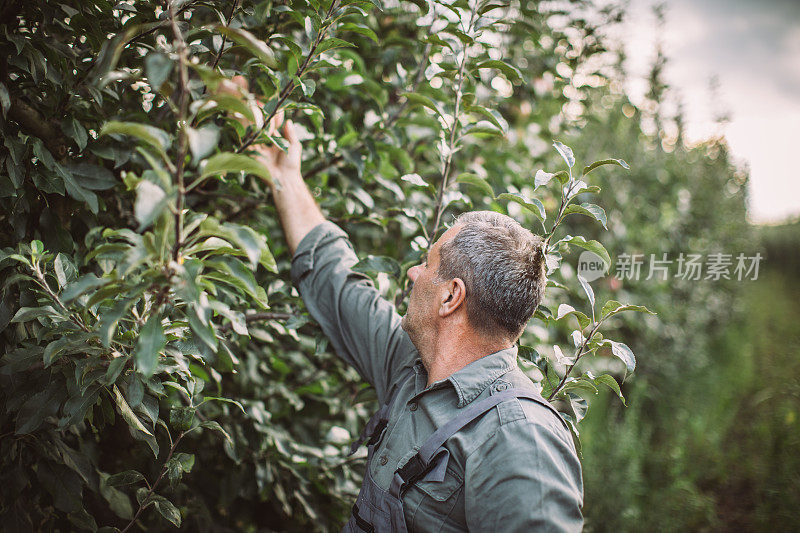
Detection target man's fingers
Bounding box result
[268,109,286,137]
[231,75,249,91]
[284,119,299,145]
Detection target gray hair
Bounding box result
[436,211,547,338]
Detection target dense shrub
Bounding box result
[0,0,652,530]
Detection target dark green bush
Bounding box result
[0,0,652,530]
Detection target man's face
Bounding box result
[401,225,461,353]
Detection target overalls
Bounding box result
[341,377,568,532]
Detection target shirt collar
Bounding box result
[446,345,519,407]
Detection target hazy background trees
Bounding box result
[1,0,796,531]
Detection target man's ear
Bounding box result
[439,278,466,317]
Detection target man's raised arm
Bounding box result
[253,114,325,255]
[248,105,417,403]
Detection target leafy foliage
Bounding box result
[0,0,645,530]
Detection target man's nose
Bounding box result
[408,264,420,282]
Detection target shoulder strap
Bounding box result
[393,388,567,493]
[348,370,415,456]
[418,388,566,462]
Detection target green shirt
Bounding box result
[291,222,584,532]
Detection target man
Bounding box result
[250,103,584,531]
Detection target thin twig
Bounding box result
[547,321,602,401]
[303,41,434,180]
[31,264,91,333]
[210,0,240,70]
[219,311,295,332]
[119,431,186,533]
[425,4,478,250]
[237,0,341,154]
[123,1,203,49]
[168,0,190,262]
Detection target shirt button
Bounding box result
[409,402,418,411]
[494,382,509,391]
[379,455,388,465]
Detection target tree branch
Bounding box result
[219,311,295,332]
[119,431,186,533]
[7,97,68,159]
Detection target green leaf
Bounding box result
[563,203,607,229]
[100,121,171,156]
[353,255,401,277]
[151,494,181,527]
[0,82,9,117]
[62,118,88,151]
[16,386,62,434]
[479,2,506,15]
[600,300,657,319]
[112,385,154,437]
[555,303,590,329]
[199,420,232,444]
[260,244,278,273]
[99,297,136,348]
[187,125,220,161]
[558,236,611,268]
[167,452,195,488]
[36,462,82,513]
[68,508,98,531]
[188,307,218,351]
[401,92,444,119]
[577,275,595,311]
[401,173,429,187]
[137,146,171,187]
[99,473,134,520]
[465,104,508,133]
[106,470,146,487]
[198,396,246,413]
[340,22,379,43]
[144,52,173,91]
[213,26,277,68]
[66,163,117,190]
[604,340,636,372]
[457,173,494,198]
[54,253,77,289]
[562,392,588,425]
[200,152,272,184]
[313,37,356,57]
[582,158,630,175]
[57,164,100,213]
[170,406,195,431]
[563,377,598,395]
[199,219,267,270]
[133,314,166,378]
[209,92,256,123]
[534,169,555,188]
[552,141,575,168]
[60,386,101,427]
[595,374,626,405]
[204,259,267,308]
[104,355,128,385]
[475,59,522,82]
[11,305,61,323]
[496,192,546,223]
[62,273,107,303]
[43,337,72,367]
[553,170,570,185]
[134,180,168,231]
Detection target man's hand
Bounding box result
[223,76,302,189]
[221,75,324,255]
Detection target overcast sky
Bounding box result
[615,0,800,224]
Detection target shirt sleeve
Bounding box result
[464,416,584,532]
[290,221,418,404]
